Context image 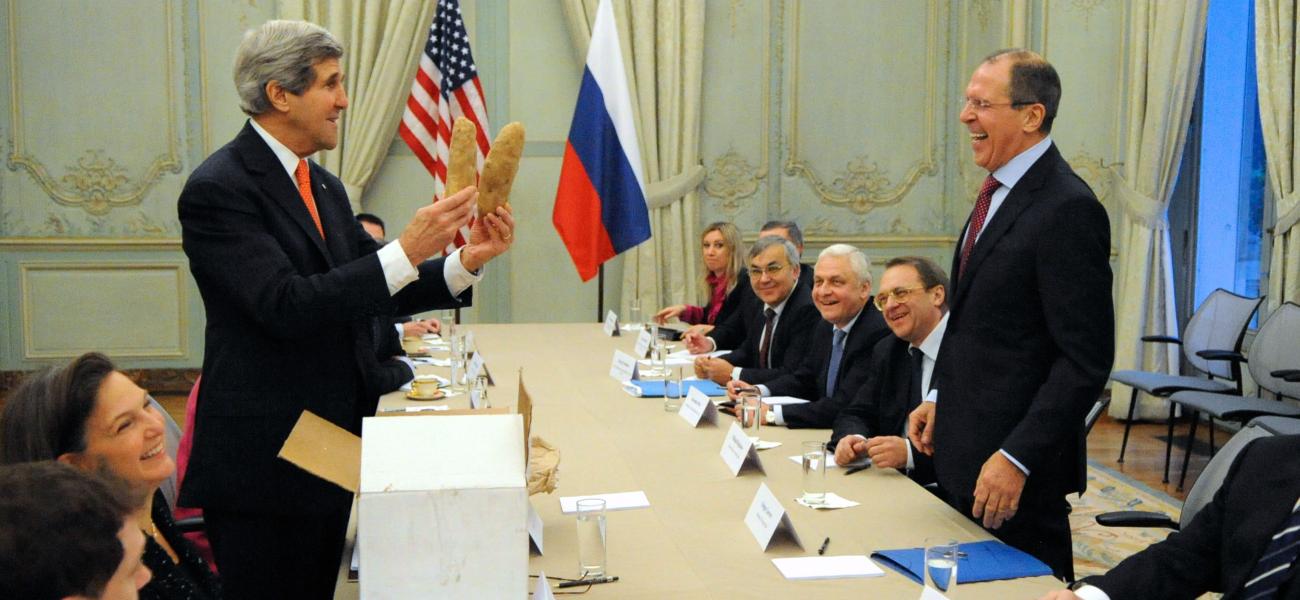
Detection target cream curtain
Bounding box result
[1258,0,1300,311]
[1110,1,1209,419]
[281,0,437,210]
[560,0,707,317]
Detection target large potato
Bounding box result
[445,117,478,198]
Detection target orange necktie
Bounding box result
[294,159,325,240]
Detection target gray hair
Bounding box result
[748,235,800,274]
[817,244,872,286]
[234,20,343,116]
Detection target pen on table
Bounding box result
[844,464,870,476]
[557,575,619,588]
[818,537,831,555]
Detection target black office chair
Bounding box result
[1167,302,1300,490]
[1110,289,1262,484]
[1096,420,1274,531]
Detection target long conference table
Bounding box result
[335,323,1059,598]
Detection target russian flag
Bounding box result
[552,0,651,282]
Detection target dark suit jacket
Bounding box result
[1085,435,1300,599]
[932,143,1114,502]
[711,272,811,359]
[830,335,935,483]
[358,317,414,417]
[762,303,889,429]
[178,122,468,515]
[722,286,820,385]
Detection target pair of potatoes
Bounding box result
[446,117,524,214]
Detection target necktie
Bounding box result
[295,159,325,240]
[824,329,847,398]
[757,307,777,369]
[1239,497,1300,598]
[959,174,1000,278]
[908,347,925,410]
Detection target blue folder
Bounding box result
[870,540,1053,584]
[628,379,727,397]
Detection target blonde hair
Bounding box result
[699,222,745,303]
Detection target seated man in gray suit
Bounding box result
[831,256,949,484]
[727,244,889,429]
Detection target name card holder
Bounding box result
[603,310,620,336]
[678,387,719,427]
[609,350,639,382]
[534,571,557,600]
[720,422,764,476]
[634,327,654,358]
[744,482,804,551]
[467,351,486,382]
[527,501,544,555]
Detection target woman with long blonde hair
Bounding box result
[655,222,749,329]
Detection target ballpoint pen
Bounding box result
[557,575,619,588]
[818,537,831,555]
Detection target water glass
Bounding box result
[449,333,469,390]
[664,367,684,412]
[738,387,762,434]
[627,298,642,330]
[576,499,607,578]
[801,441,827,505]
[924,538,959,593]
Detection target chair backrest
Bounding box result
[1083,396,1110,435]
[1181,289,1262,379]
[1180,420,1273,528]
[1251,415,1300,436]
[148,395,183,510]
[1247,302,1300,401]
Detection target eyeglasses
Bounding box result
[747,263,787,278]
[873,285,929,310]
[959,97,1036,112]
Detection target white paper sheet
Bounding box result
[771,555,884,580]
[795,492,860,510]
[559,490,651,514]
[749,437,782,450]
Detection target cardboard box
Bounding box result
[358,414,527,599]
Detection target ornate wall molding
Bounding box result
[703,0,770,215]
[6,1,183,215]
[782,1,940,215]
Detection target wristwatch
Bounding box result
[765,410,777,425]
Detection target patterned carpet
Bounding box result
[1070,460,1181,578]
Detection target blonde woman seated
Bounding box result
[1,352,220,600]
[654,222,752,335]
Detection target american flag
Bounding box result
[398,0,491,251]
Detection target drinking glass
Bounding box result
[627,298,642,331]
[738,387,762,435]
[449,332,469,391]
[801,441,827,505]
[663,367,684,412]
[924,538,959,594]
[576,499,607,578]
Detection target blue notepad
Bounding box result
[628,379,727,397]
[869,540,1052,584]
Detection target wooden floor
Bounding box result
[153,393,1211,502]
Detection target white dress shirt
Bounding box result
[766,309,862,425]
[248,118,480,297]
[960,135,1053,249]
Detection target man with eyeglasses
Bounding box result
[830,256,949,485]
[907,49,1114,580]
[704,221,813,351]
[723,244,889,429]
[683,236,820,386]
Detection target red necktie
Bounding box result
[295,160,325,240]
[959,175,1000,278]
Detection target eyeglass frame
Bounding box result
[747,263,789,278]
[959,96,1038,112]
[873,285,935,310]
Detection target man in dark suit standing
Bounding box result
[684,236,820,385]
[908,49,1114,580]
[177,20,513,599]
[832,256,949,485]
[728,244,889,429]
[1040,435,1300,600]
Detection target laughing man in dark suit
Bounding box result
[908,49,1114,580]
[177,20,514,599]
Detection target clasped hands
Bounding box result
[906,401,1026,529]
[397,186,515,271]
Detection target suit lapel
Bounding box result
[952,144,1060,305]
[234,123,332,264]
[310,164,351,267]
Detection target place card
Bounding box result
[678,387,719,427]
[467,351,485,381]
[603,310,620,336]
[771,555,884,580]
[744,482,803,551]
[534,570,557,600]
[634,327,654,358]
[720,422,764,476]
[527,502,544,555]
[609,350,639,382]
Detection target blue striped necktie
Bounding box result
[824,329,847,398]
[1240,496,1300,599]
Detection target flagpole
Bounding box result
[597,264,605,322]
